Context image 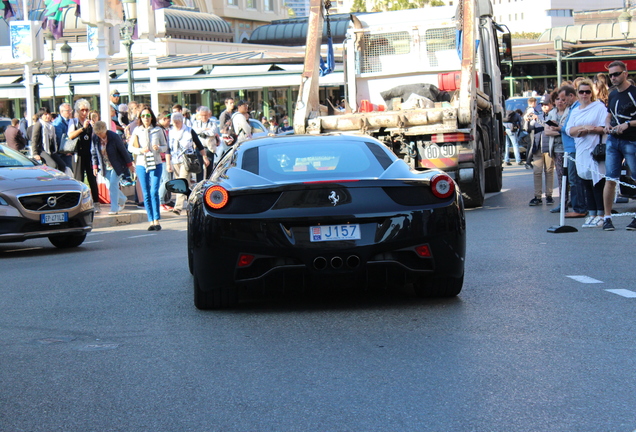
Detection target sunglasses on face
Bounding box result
[140,113,152,118]
[112,94,120,97]
[578,90,592,95]
[609,71,624,78]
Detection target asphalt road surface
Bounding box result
[2,165,636,432]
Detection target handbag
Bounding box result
[592,137,606,162]
[60,135,79,154]
[184,153,202,174]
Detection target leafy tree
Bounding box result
[372,0,444,11]
[351,0,367,12]
[512,32,541,40]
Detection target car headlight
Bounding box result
[80,184,92,203]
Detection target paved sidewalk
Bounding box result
[92,202,180,229]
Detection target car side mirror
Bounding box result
[165,178,191,197]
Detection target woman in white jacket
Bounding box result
[567,79,607,228]
[129,105,167,231]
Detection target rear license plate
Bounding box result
[422,144,457,159]
[41,213,68,224]
[310,224,360,242]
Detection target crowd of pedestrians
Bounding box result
[5,92,292,231]
[508,60,636,231]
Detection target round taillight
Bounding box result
[204,186,229,209]
[430,174,455,199]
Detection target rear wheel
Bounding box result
[485,155,503,192]
[460,147,485,208]
[193,273,238,310]
[187,219,193,275]
[48,234,87,249]
[414,273,464,298]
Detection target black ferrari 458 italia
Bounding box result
[166,134,466,309]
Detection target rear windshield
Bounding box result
[505,98,529,113]
[242,140,394,181]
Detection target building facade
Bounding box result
[492,0,624,34]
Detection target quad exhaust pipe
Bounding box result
[313,255,360,270]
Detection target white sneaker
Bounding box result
[118,203,126,213]
[108,211,118,215]
[582,216,601,228]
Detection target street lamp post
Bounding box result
[618,9,632,40]
[121,0,138,102]
[554,36,563,88]
[37,34,72,112]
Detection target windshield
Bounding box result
[241,140,395,182]
[0,144,36,168]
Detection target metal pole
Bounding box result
[50,49,57,112]
[125,38,135,100]
[556,49,562,88]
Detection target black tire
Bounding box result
[414,273,464,298]
[460,147,485,208]
[485,158,503,193]
[187,219,193,275]
[193,273,238,310]
[48,233,87,249]
[485,126,503,193]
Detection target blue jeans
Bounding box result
[158,164,173,204]
[136,164,163,223]
[504,128,521,163]
[568,152,587,213]
[606,136,636,181]
[106,169,127,213]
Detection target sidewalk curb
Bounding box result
[92,208,179,229]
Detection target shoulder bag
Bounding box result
[60,119,79,154]
[591,136,606,162]
[177,132,201,174]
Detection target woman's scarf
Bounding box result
[39,118,56,153]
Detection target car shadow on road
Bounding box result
[216,286,464,314]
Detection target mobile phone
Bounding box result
[546,120,558,127]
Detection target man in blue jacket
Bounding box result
[53,102,74,173]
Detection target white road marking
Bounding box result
[127,234,157,239]
[83,240,103,244]
[88,231,119,236]
[605,289,636,298]
[566,275,603,284]
[3,247,43,253]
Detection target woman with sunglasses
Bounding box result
[566,80,607,228]
[129,105,167,231]
[67,98,100,211]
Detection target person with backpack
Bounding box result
[503,110,522,166]
[232,100,252,145]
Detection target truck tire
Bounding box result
[460,148,485,208]
[485,149,503,193]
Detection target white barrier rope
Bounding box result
[564,152,636,218]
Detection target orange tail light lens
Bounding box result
[204,186,229,209]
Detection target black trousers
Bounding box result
[73,152,99,202]
[40,152,67,172]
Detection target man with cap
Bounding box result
[276,116,293,134]
[528,94,556,206]
[110,89,121,112]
